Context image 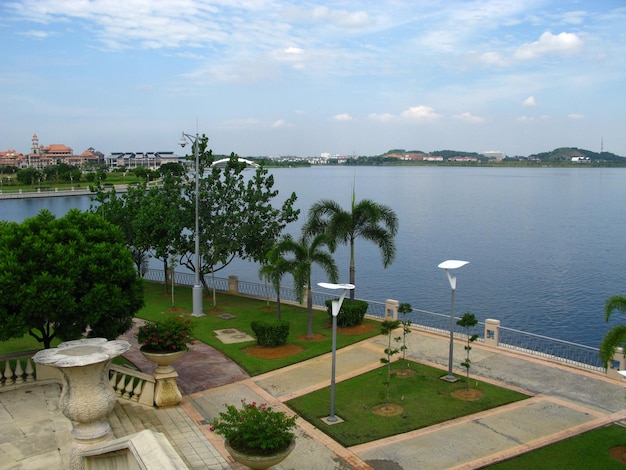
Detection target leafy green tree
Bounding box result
[177,140,298,298]
[90,181,152,275]
[259,246,291,320]
[16,167,41,186]
[600,295,626,367]
[304,190,398,302]
[457,312,479,390]
[0,209,144,348]
[398,303,413,367]
[380,319,401,401]
[272,232,338,339]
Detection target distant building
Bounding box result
[0,149,25,167]
[8,134,105,168]
[572,156,590,163]
[483,150,505,161]
[105,151,180,169]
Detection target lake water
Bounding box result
[2,166,625,348]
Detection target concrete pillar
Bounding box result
[385,299,399,320]
[228,275,239,295]
[484,319,500,348]
[606,347,626,381]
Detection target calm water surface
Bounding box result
[2,166,625,348]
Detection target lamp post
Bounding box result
[437,259,469,382]
[317,282,355,423]
[179,131,204,317]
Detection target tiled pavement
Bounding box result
[1,325,626,469]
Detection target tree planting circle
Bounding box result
[371,403,404,416]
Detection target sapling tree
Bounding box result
[380,319,401,401]
[398,303,412,368]
[457,312,479,390]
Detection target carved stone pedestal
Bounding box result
[33,338,130,470]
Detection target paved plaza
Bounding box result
[1,326,625,469]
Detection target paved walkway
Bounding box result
[2,326,625,469]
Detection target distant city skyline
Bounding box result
[1,1,624,158]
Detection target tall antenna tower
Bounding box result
[601,137,604,154]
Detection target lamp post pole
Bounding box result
[438,260,469,382]
[317,282,355,423]
[179,132,205,317]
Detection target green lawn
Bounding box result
[286,359,530,447]
[486,424,626,469]
[138,282,379,376]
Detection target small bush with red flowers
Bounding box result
[211,399,297,455]
[136,316,193,352]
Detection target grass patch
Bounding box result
[286,359,530,447]
[137,282,379,376]
[486,424,626,469]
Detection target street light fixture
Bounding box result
[317,282,355,423]
[437,259,469,382]
[179,131,204,317]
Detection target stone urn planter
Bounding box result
[136,316,193,407]
[225,439,296,470]
[139,347,187,373]
[32,337,130,470]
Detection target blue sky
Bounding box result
[1,0,625,158]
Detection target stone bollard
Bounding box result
[606,347,626,381]
[385,299,399,320]
[484,319,500,348]
[228,275,239,295]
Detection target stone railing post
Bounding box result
[484,319,500,348]
[605,347,626,381]
[385,299,399,320]
[228,275,239,295]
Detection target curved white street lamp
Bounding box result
[179,131,204,317]
[317,282,355,423]
[438,260,469,382]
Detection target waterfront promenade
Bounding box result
[0,185,129,200]
[2,325,625,469]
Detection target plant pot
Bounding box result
[225,439,295,470]
[140,347,187,373]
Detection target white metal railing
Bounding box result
[143,268,606,373]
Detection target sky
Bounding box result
[1,0,625,159]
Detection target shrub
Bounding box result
[136,316,193,352]
[325,299,368,327]
[251,319,290,347]
[211,399,296,454]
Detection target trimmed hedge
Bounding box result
[251,319,290,347]
[325,299,368,327]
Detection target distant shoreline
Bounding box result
[0,185,128,200]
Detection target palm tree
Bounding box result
[273,233,338,339]
[600,295,626,366]
[304,190,398,302]
[258,246,290,320]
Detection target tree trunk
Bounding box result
[306,288,314,339]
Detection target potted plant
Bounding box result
[136,316,193,373]
[211,399,297,470]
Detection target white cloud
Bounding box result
[20,30,50,39]
[522,96,537,107]
[514,32,583,60]
[311,6,371,28]
[272,120,288,128]
[368,113,395,122]
[400,106,440,121]
[568,113,585,120]
[333,113,353,121]
[453,112,484,124]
